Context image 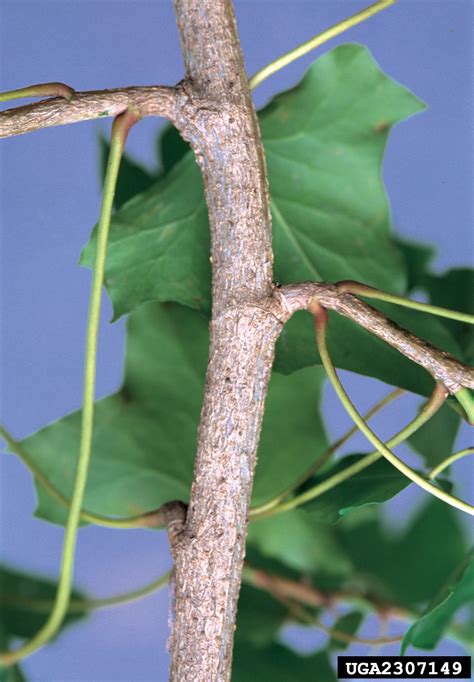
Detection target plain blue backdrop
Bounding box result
[1,1,472,680]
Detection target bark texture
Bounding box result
[0,87,178,138]
[167,1,279,679]
[279,282,474,394]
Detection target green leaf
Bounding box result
[248,510,352,578]
[82,45,445,394]
[235,585,287,647]
[0,564,85,641]
[337,499,467,607]
[408,403,461,468]
[232,642,336,682]
[262,44,424,297]
[394,237,435,293]
[381,251,473,368]
[83,155,211,319]
[425,268,474,365]
[157,123,189,175]
[300,455,411,523]
[402,551,474,653]
[253,367,328,506]
[19,303,327,524]
[27,303,205,524]
[98,136,157,210]
[329,611,364,651]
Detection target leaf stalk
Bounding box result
[250,383,445,520]
[249,0,397,90]
[310,299,474,516]
[0,108,140,668]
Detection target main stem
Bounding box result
[169,1,279,679]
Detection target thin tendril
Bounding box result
[311,300,474,517]
[429,447,474,481]
[251,382,446,520]
[0,108,140,668]
[249,1,396,91]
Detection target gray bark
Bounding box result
[167,1,280,679]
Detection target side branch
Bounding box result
[0,86,179,138]
[278,282,474,394]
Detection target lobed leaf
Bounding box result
[247,509,352,578]
[85,44,423,317]
[82,156,211,319]
[79,45,463,395]
[19,303,327,524]
[299,455,411,523]
[337,499,468,608]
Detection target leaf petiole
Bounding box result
[249,387,404,516]
[429,447,474,481]
[337,280,474,325]
[0,82,74,104]
[249,0,396,90]
[0,108,140,668]
[0,571,170,616]
[310,299,474,516]
[454,388,474,424]
[250,383,446,520]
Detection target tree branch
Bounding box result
[168,1,279,679]
[0,86,179,138]
[278,282,474,394]
[5,4,470,677]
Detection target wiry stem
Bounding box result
[0,109,140,668]
[249,0,396,90]
[0,82,74,103]
[285,601,403,647]
[454,388,474,424]
[0,572,170,615]
[278,282,474,394]
[310,299,474,516]
[337,280,474,325]
[251,383,446,520]
[429,447,474,480]
[249,387,404,516]
[241,565,473,649]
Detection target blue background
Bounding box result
[1,1,472,680]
